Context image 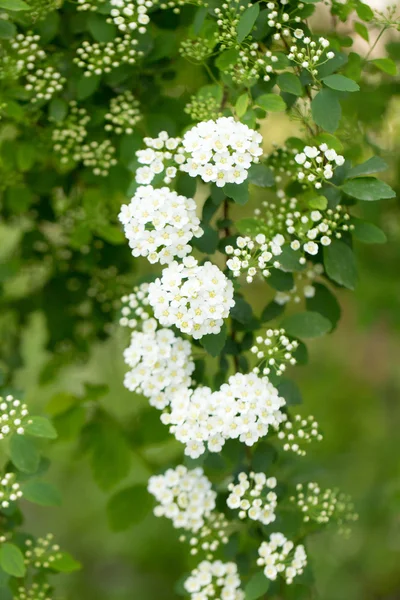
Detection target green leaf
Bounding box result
[237,3,260,43]
[351,219,387,244]
[341,177,395,201]
[347,156,388,178]
[354,21,369,42]
[0,0,30,10]
[311,89,341,133]
[48,98,68,122]
[0,19,16,38]
[245,571,269,600]
[322,74,360,92]
[277,72,303,96]
[107,485,151,532]
[88,13,116,42]
[200,323,227,357]
[84,418,131,491]
[24,416,58,439]
[282,311,332,338]
[261,301,285,323]
[256,93,286,112]
[9,434,40,474]
[50,552,81,572]
[278,246,305,272]
[324,240,358,289]
[0,544,26,578]
[277,379,302,406]
[268,269,294,292]
[215,48,239,71]
[372,58,397,76]
[192,224,219,254]
[21,480,62,506]
[235,93,249,117]
[356,2,374,21]
[247,164,275,187]
[306,283,341,327]
[236,217,268,236]
[224,181,249,205]
[76,74,101,100]
[231,296,253,324]
[251,442,277,472]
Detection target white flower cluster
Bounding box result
[136,131,182,185]
[74,36,142,76]
[274,263,323,305]
[118,186,203,264]
[227,472,278,526]
[257,533,307,584]
[25,66,65,104]
[77,0,105,10]
[105,90,142,134]
[148,466,216,532]
[108,0,152,34]
[179,512,230,559]
[226,233,285,283]
[78,139,117,176]
[288,33,335,74]
[24,534,62,569]
[119,283,152,328]
[290,482,358,534]
[251,329,299,377]
[15,582,51,600]
[277,414,323,456]
[181,117,263,187]
[0,395,30,440]
[294,145,345,190]
[0,473,23,508]
[123,321,194,409]
[52,102,90,165]
[184,560,244,600]
[163,373,286,458]
[148,257,235,339]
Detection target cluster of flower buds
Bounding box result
[289,205,352,256]
[25,66,65,104]
[78,140,117,176]
[4,33,46,78]
[119,283,152,329]
[294,145,345,190]
[0,472,23,508]
[288,32,335,74]
[257,533,307,584]
[277,414,323,456]
[77,0,105,10]
[0,395,30,440]
[265,1,302,41]
[185,93,223,122]
[179,37,215,63]
[251,329,298,376]
[105,90,142,134]
[290,482,358,535]
[74,36,142,76]
[226,234,285,283]
[179,512,230,560]
[52,102,90,165]
[227,472,278,526]
[108,0,152,34]
[15,582,52,600]
[24,534,62,569]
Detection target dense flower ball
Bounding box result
[163,373,286,458]
[180,116,263,187]
[148,466,216,532]
[227,472,278,525]
[184,560,244,600]
[257,533,307,584]
[148,257,235,339]
[123,320,194,409]
[119,283,152,329]
[118,186,203,264]
[105,90,142,134]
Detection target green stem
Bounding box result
[364,26,388,63]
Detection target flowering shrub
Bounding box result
[0,0,399,598]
